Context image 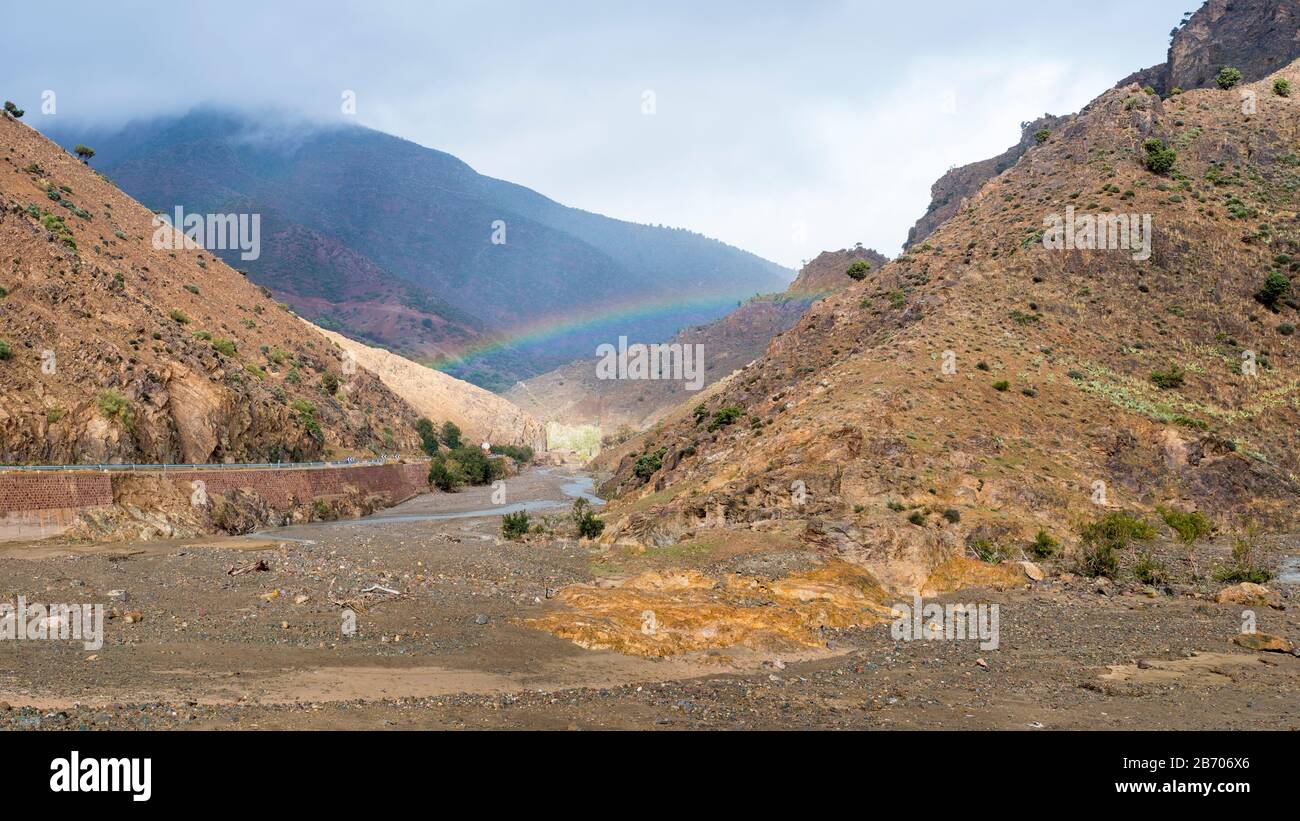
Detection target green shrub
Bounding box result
[572,498,605,539]
[633,446,668,480]
[1077,511,1156,576]
[1213,526,1272,584]
[321,373,339,395]
[1141,139,1177,174]
[907,510,926,526]
[169,308,190,324]
[942,508,961,524]
[1133,552,1168,585]
[1149,364,1184,389]
[427,456,464,492]
[0,340,10,361]
[439,446,498,486]
[1274,78,1292,97]
[1157,506,1212,545]
[972,538,1009,563]
[440,420,462,449]
[97,389,134,429]
[1075,540,1118,578]
[992,380,1010,392]
[707,406,742,432]
[1255,271,1290,308]
[1030,529,1058,559]
[490,443,535,464]
[73,144,96,163]
[3,101,23,119]
[1034,128,1051,144]
[845,260,871,281]
[692,403,708,425]
[415,417,439,456]
[211,338,236,356]
[183,284,199,294]
[502,511,530,541]
[1215,66,1243,89]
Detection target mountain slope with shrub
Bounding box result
[910,0,1298,249]
[1122,0,1300,94]
[595,62,1300,592]
[0,112,426,464]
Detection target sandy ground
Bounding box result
[0,466,1297,730]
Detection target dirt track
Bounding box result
[0,467,1297,730]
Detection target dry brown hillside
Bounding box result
[314,326,545,450]
[0,113,424,464]
[597,63,1300,591]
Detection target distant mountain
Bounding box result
[46,110,791,390]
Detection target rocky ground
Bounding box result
[0,467,1296,731]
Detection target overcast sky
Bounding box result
[2,0,1191,268]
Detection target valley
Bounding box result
[1,0,1298,743]
[2,465,1295,731]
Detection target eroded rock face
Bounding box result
[905,115,1067,249]
[1122,0,1300,94]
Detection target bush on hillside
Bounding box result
[1216,66,1243,89]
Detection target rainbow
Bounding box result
[423,289,771,368]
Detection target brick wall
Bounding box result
[0,462,430,541]
[0,472,113,514]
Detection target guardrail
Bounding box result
[0,457,410,472]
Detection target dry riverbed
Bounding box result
[0,467,1297,730]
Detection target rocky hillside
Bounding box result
[1122,0,1299,94]
[596,62,1300,592]
[314,326,546,450]
[910,0,1297,250]
[906,115,1067,248]
[0,112,426,464]
[507,248,889,433]
[787,247,890,295]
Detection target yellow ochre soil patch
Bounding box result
[921,556,1030,596]
[524,557,1027,658]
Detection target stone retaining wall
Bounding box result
[0,462,430,541]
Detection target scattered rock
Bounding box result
[1233,632,1294,653]
[1019,561,1044,582]
[474,614,489,625]
[1216,583,1282,609]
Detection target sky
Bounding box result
[1,0,1193,269]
